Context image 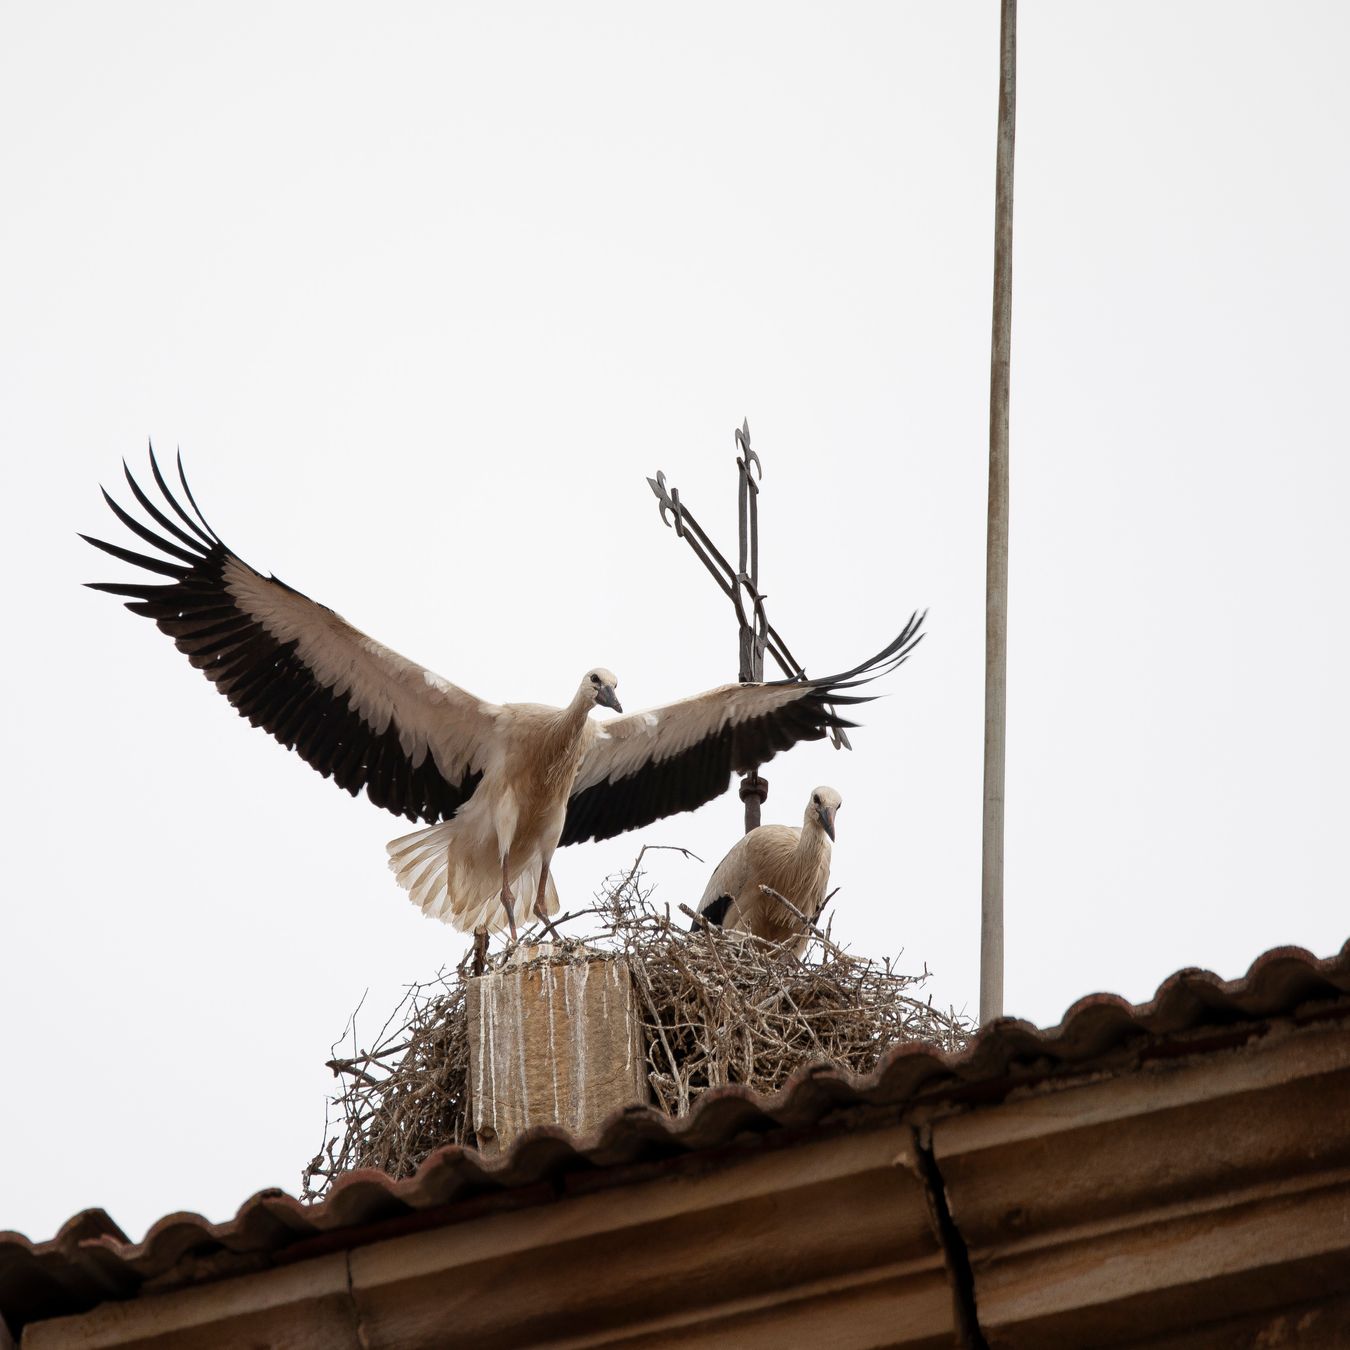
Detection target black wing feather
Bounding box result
[560,694,855,847]
[122,457,210,554]
[83,447,479,825]
[695,895,735,929]
[150,446,216,547]
[560,615,923,847]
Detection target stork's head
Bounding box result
[584,667,622,713]
[807,786,841,840]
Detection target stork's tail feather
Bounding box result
[387,820,459,922]
[386,822,560,934]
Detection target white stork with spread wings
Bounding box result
[83,451,925,939]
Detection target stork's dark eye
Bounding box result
[590,673,600,684]
[812,794,820,805]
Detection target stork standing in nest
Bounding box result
[83,453,922,940]
[694,786,841,956]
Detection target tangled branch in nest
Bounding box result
[302,970,474,1200]
[302,851,974,1201]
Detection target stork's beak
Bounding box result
[817,803,836,840]
[598,684,623,713]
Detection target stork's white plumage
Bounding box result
[385,670,621,934]
[695,786,841,955]
[84,452,922,938]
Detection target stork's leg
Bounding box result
[533,856,561,941]
[500,853,518,943]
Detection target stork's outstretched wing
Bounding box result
[82,449,499,824]
[560,615,924,845]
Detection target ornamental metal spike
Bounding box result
[648,421,853,833]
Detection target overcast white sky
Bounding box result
[3,2,1347,1245]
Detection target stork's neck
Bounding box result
[534,691,596,788]
[797,820,831,859]
[562,688,594,729]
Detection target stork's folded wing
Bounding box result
[561,616,923,845]
[82,450,498,824]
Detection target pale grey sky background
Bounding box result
[3,2,1347,1244]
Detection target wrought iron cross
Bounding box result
[648,420,849,835]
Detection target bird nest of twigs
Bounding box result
[301,848,973,1201]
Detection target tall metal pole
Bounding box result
[982,0,1016,1024]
